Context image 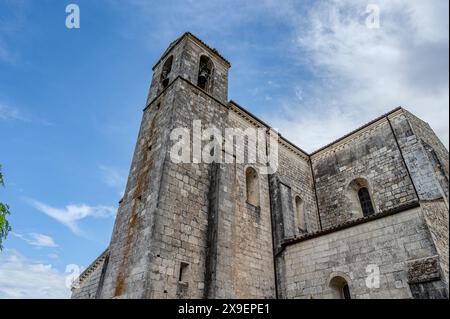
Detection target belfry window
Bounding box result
[246,167,259,207]
[358,187,374,217]
[197,55,214,92]
[160,55,173,88]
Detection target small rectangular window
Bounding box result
[179,262,189,283]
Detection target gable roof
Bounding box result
[152,32,231,70]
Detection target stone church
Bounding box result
[71,33,449,299]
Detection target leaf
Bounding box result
[0,164,4,187]
[0,164,11,251]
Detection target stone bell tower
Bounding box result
[94,32,233,299]
[146,32,230,104]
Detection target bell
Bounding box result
[198,69,209,82]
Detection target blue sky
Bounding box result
[0,0,448,298]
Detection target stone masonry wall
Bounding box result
[219,110,275,298]
[276,144,320,236]
[420,199,449,286]
[403,110,449,204]
[142,79,229,298]
[283,207,439,299]
[178,37,229,104]
[97,82,177,299]
[147,37,187,104]
[266,140,320,298]
[71,252,108,299]
[311,117,418,229]
[389,111,444,202]
[407,255,448,299]
[143,79,275,299]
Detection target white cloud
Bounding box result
[0,103,52,125]
[27,199,116,235]
[0,104,26,121]
[122,0,448,152]
[12,232,58,248]
[0,250,70,299]
[263,0,449,151]
[99,165,126,189]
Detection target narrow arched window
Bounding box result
[330,276,351,299]
[160,55,173,88]
[197,55,214,92]
[295,196,306,232]
[358,187,374,217]
[246,167,259,207]
[348,178,376,218]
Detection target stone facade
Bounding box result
[283,206,443,299]
[311,115,418,229]
[72,33,449,299]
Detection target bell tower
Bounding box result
[146,32,231,104]
[92,32,233,299]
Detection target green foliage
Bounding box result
[0,165,12,251]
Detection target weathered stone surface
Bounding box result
[407,255,448,299]
[283,208,437,299]
[407,255,440,284]
[311,115,418,229]
[419,200,449,286]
